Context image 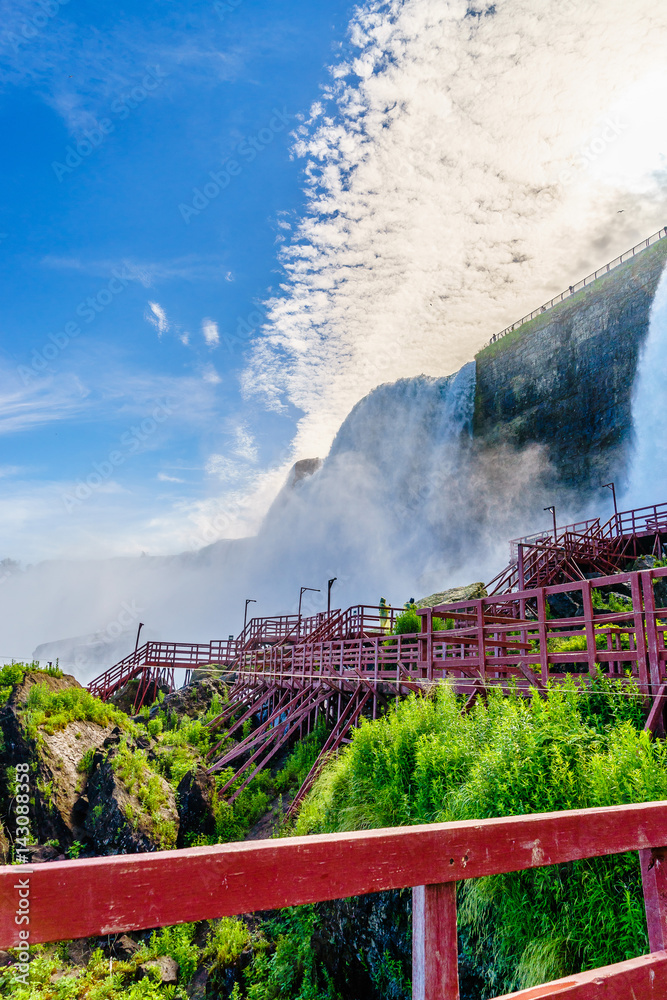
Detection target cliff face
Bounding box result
[473,238,667,490]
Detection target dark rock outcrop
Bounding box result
[0,819,8,863]
[176,768,217,847]
[473,237,667,492]
[84,737,179,854]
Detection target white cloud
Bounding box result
[201,364,222,385]
[146,301,169,337]
[242,0,667,461]
[202,318,220,347]
[0,371,88,435]
[157,472,184,483]
[42,254,228,285]
[233,425,258,463]
[206,454,244,483]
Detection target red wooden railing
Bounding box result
[231,568,667,699]
[3,801,667,998]
[89,567,667,725]
[491,501,667,595]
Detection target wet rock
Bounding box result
[50,969,81,983]
[152,676,232,720]
[68,939,93,966]
[138,956,179,983]
[113,934,141,960]
[33,719,115,848]
[0,670,112,852]
[631,556,667,607]
[547,591,583,619]
[416,583,487,609]
[187,967,209,999]
[176,768,217,847]
[23,844,60,863]
[85,742,179,854]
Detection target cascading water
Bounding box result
[257,359,548,600]
[621,263,667,508]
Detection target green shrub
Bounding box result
[23,684,129,737]
[296,681,664,993]
[112,743,177,849]
[244,907,335,1000]
[150,922,199,982]
[203,916,251,974]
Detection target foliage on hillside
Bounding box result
[0,661,63,707]
[295,679,660,994]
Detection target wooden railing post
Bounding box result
[642,571,663,696]
[641,847,667,952]
[412,882,459,1000]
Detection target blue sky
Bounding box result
[0,0,356,559]
[2,0,667,565]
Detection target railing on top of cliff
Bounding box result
[484,226,667,349]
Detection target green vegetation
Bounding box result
[0,661,63,707]
[243,907,338,1000]
[206,723,327,845]
[22,683,130,738]
[296,681,665,994]
[383,608,449,645]
[0,913,339,1000]
[1,925,199,999]
[8,652,661,997]
[112,743,177,849]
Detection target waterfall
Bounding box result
[621,264,667,508]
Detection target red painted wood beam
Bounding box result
[412,882,459,1000]
[640,847,667,951]
[3,801,667,947]
[493,950,667,998]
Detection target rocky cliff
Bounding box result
[473,237,667,490]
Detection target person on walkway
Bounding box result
[379,597,390,632]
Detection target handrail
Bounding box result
[4,801,667,999]
[484,226,667,350]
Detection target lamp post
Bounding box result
[602,482,618,522]
[243,599,256,633]
[544,506,557,542]
[298,586,320,636]
[327,578,337,614]
[134,622,145,652]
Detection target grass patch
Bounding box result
[295,680,664,994]
[112,743,177,849]
[22,683,130,738]
[0,661,63,707]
